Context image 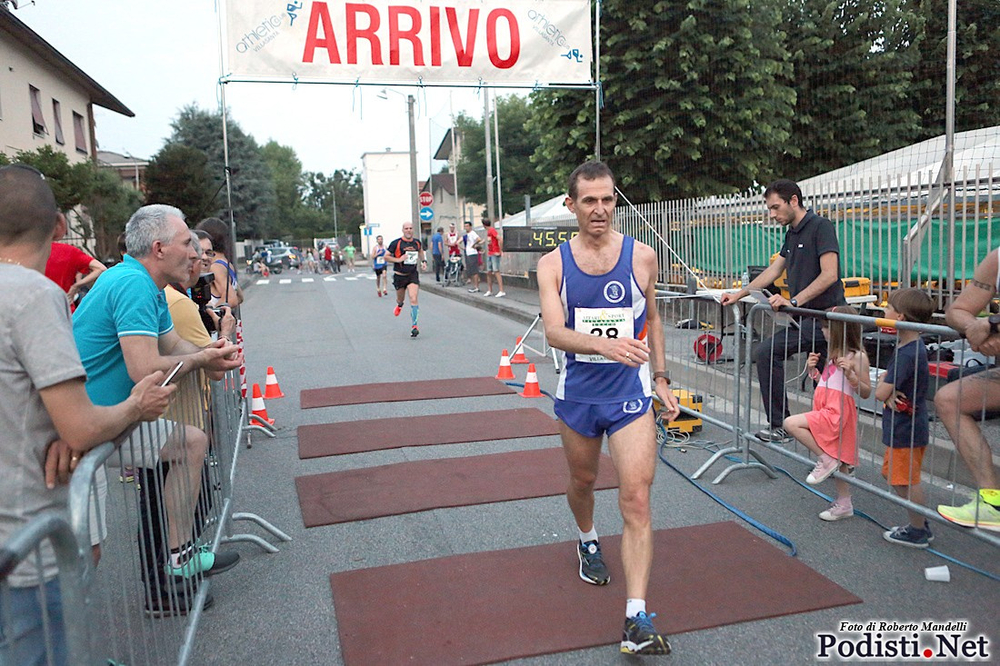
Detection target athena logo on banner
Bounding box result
[224,0,593,85]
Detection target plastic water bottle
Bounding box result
[741,271,750,289]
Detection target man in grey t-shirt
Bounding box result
[0,164,171,665]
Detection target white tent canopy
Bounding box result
[502,194,575,227]
[799,125,999,191]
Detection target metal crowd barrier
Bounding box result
[0,512,89,664]
[1,363,289,665]
[657,292,1000,549]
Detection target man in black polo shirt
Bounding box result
[722,179,845,441]
[386,221,427,338]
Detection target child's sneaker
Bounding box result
[819,500,853,522]
[883,524,931,548]
[807,454,840,485]
[119,466,135,483]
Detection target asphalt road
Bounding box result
[190,270,999,666]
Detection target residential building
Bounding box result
[428,127,485,229]
[361,150,412,258]
[98,149,147,192]
[0,6,133,163]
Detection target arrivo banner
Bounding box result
[224,0,593,85]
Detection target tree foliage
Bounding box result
[454,95,546,217]
[261,140,305,231]
[530,0,796,202]
[911,0,1000,139]
[144,143,215,219]
[779,0,924,180]
[167,105,276,239]
[299,169,365,243]
[82,166,144,261]
[0,145,92,211]
[0,147,140,259]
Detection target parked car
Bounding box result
[269,246,300,269]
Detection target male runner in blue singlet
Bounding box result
[537,161,680,656]
[372,234,388,297]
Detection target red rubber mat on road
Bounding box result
[330,521,862,666]
[300,376,516,409]
[297,407,559,459]
[296,447,616,527]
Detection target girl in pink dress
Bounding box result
[784,306,871,521]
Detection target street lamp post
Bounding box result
[331,176,339,241]
[407,94,419,234]
[379,88,420,234]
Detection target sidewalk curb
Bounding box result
[422,282,539,327]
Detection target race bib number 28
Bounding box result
[574,307,634,363]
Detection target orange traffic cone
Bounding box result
[250,383,275,425]
[520,363,543,398]
[495,349,515,380]
[263,366,286,399]
[510,337,529,364]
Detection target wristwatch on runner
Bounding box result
[653,371,671,385]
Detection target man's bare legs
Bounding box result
[159,425,208,550]
[560,423,601,535]
[607,412,656,601]
[934,370,1000,490]
[559,410,657,600]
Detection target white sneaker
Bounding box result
[482,291,493,297]
[819,501,854,522]
[495,291,506,298]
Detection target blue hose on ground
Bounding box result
[664,430,1000,582]
[503,381,556,402]
[655,423,798,556]
[767,461,1000,583]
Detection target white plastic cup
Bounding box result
[925,565,950,582]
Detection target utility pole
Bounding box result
[483,90,495,224]
[331,174,339,241]
[408,95,419,233]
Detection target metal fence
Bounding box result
[1,363,289,665]
[655,291,1000,548]
[617,165,999,310]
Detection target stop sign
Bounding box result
[419,192,433,206]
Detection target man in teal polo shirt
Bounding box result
[73,204,243,614]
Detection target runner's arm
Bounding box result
[638,243,680,420]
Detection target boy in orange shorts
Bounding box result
[874,288,934,548]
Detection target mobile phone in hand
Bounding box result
[161,362,184,387]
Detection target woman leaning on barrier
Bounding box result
[195,217,243,310]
